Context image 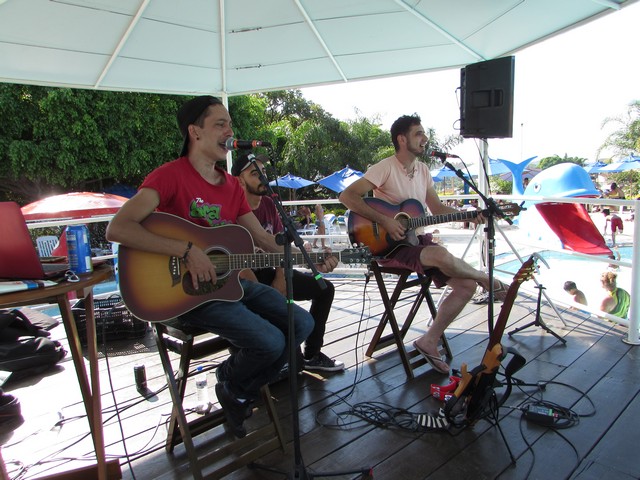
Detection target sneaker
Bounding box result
[304,352,345,372]
[270,362,289,383]
[214,382,247,438]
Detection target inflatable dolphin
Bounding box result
[520,163,611,256]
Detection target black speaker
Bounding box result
[460,56,515,139]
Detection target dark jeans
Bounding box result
[254,268,335,359]
[179,279,314,400]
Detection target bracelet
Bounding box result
[182,241,193,263]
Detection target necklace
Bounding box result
[405,162,416,179]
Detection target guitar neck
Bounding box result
[209,251,331,270]
[408,210,478,229]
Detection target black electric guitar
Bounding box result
[347,198,522,257]
[118,212,372,322]
[444,256,537,427]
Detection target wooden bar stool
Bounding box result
[153,320,285,480]
[366,260,452,378]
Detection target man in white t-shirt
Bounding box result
[340,114,507,375]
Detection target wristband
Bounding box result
[182,241,193,263]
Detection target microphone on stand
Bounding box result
[426,149,460,161]
[226,138,271,150]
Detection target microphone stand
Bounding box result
[248,158,372,480]
[437,154,512,333]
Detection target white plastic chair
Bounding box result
[323,214,342,248]
[297,223,317,236]
[36,235,59,257]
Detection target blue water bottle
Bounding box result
[66,225,93,274]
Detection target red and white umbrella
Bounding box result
[21,192,128,221]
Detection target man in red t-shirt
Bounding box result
[107,96,336,438]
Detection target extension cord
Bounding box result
[523,404,559,426]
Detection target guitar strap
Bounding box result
[494,346,526,409]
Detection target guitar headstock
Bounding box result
[498,202,524,219]
[339,247,372,265]
[512,255,537,285]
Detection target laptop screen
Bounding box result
[0,202,67,280]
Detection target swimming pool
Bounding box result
[495,247,632,311]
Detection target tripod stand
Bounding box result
[508,284,566,344]
[245,154,372,479]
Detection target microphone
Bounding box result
[225,138,271,150]
[426,149,459,161]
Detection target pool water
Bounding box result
[40,278,119,318]
[496,247,632,312]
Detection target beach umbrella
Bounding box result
[465,158,509,177]
[582,161,608,174]
[465,156,537,178]
[599,154,640,173]
[268,173,315,189]
[430,166,469,182]
[317,167,364,193]
[499,167,541,182]
[22,192,128,221]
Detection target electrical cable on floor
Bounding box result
[315,271,456,433]
[5,346,182,479]
[313,272,375,428]
[494,376,595,479]
[100,320,138,480]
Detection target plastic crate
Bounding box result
[71,295,147,345]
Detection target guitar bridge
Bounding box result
[169,256,181,287]
[372,222,380,240]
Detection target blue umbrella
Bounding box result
[430,166,467,182]
[465,157,514,176]
[268,173,315,189]
[317,166,364,193]
[582,161,608,174]
[599,154,640,173]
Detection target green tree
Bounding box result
[537,154,587,170]
[0,84,460,206]
[0,84,185,203]
[600,100,640,156]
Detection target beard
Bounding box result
[246,183,268,196]
[408,143,426,158]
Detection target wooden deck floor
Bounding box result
[2,273,639,480]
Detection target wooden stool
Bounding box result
[153,321,285,480]
[366,260,452,378]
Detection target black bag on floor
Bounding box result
[0,309,51,341]
[0,337,66,382]
[0,310,66,383]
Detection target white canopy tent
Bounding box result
[0,0,635,99]
[1,0,638,343]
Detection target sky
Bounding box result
[300,2,640,166]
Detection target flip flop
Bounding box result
[413,341,449,374]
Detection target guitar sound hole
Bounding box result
[395,214,410,230]
[208,248,230,277]
[182,273,225,296]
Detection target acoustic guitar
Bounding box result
[118,212,372,322]
[443,256,537,427]
[347,198,521,257]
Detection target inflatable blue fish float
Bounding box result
[520,163,611,256]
